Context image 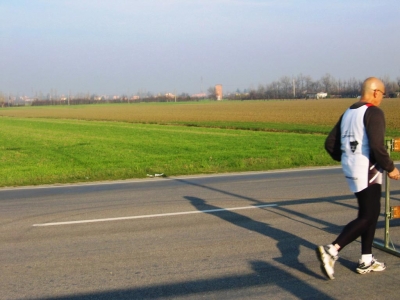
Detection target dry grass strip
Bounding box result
[1,98,399,129]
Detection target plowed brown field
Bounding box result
[1,98,399,129]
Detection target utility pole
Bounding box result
[293,78,296,99]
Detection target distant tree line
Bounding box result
[29,93,202,106]
[224,74,400,100]
[1,74,400,107]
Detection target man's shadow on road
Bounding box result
[185,195,331,279]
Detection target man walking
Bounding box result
[317,77,400,280]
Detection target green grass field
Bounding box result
[0,100,399,187]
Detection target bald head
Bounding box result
[360,77,386,106]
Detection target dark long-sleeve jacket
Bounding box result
[325,101,394,173]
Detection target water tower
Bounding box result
[215,84,223,100]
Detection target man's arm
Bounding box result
[365,106,395,172]
[325,117,342,162]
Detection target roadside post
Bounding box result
[373,138,400,257]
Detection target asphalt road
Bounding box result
[1,166,400,300]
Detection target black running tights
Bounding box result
[333,184,382,254]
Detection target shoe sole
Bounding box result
[315,246,335,280]
[357,269,371,274]
[356,266,386,274]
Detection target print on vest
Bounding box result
[350,140,358,153]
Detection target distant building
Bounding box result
[316,92,328,99]
[306,92,328,99]
[191,93,206,98]
[215,84,223,100]
[165,93,175,98]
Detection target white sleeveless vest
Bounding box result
[340,104,382,193]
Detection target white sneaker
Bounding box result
[356,256,386,274]
[316,245,338,280]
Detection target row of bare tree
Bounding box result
[1,74,400,106]
[220,74,400,100]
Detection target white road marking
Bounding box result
[32,204,278,227]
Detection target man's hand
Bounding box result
[388,167,400,180]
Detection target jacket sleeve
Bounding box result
[325,116,342,162]
[365,106,395,172]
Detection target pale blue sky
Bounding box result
[1,0,399,96]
